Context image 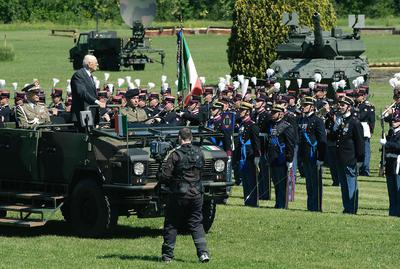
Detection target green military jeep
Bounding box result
[0,121,232,237]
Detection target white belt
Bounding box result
[386,153,399,158]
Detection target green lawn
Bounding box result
[0,29,400,268]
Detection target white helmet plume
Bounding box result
[331,82,339,91]
[175,80,179,87]
[219,77,226,84]
[394,73,400,80]
[161,75,167,84]
[218,82,226,92]
[356,76,364,86]
[134,79,141,88]
[107,84,114,94]
[251,76,257,86]
[338,79,347,89]
[308,81,316,90]
[12,82,18,91]
[274,82,281,93]
[66,80,71,94]
[147,82,155,90]
[225,74,231,85]
[104,73,110,82]
[233,81,240,90]
[241,79,249,97]
[199,76,206,85]
[297,79,302,88]
[52,78,60,88]
[285,80,291,89]
[352,79,359,89]
[237,74,245,84]
[117,78,125,88]
[389,77,399,89]
[0,79,5,88]
[125,76,131,85]
[266,68,275,78]
[313,73,322,83]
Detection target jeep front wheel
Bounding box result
[70,179,115,237]
[202,199,216,233]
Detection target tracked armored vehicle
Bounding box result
[0,118,231,237]
[269,13,369,97]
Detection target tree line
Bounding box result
[0,0,398,25]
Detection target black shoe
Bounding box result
[199,253,210,263]
[161,255,172,263]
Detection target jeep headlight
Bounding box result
[214,159,225,173]
[133,162,145,176]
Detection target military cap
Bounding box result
[203,87,214,96]
[356,88,367,96]
[51,88,63,97]
[219,97,230,104]
[111,95,123,104]
[301,96,316,106]
[164,96,175,104]
[189,95,201,104]
[38,92,46,103]
[0,90,10,99]
[117,89,127,95]
[140,88,148,95]
[271,103,285,113]
[15,92,26,100]
[315,83,328,91]
[299,88,311,95]
[138,93,147,101]
[97,91,108,98]
[239,101,253,111]
[276,95,288,104]
[256,95,268,102]
[394,89,400,99]
[125,88,140,99]
[212,101,224,109]
[148,93,159,101]
[338,96,354,106]
[21,82,40,93]
[161,87,172,95]
[359,85,369,90]
[287,90,297,96]
[233,93,242,102]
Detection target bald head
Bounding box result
[83,55,98,72]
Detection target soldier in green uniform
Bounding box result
[120,88,148,123]
[16,81,51,129]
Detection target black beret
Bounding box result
[125,88,140,99]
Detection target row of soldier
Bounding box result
[3,71,400,216]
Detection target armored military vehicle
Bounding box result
[69,0,165,71]
[269,13,369,97]
[0,115,231,237]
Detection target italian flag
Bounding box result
[114,112,128,137]
[177,30,203,102]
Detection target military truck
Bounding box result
[69,0,165,71]
[0,119,232,237]
[269,13,369,97]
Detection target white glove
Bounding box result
[178,112,184,117]
[286,162,293,169]
[254,157,260,167]
[32,118,40,125]
[379,137,387,145]
[317,160,324,167]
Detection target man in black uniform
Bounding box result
[266,104,296,209]
[179,95,201,126]
[298,96,327,211]
[236,101,261,207]
[380,110,400,217]
[145,93,162,118]
[159,128,209,263]
[200,87,214,125]
[332,96,364,214]
[355,88,375,176]
[160,96,181,126]
[0,90,11,124]
[254,95,271,200]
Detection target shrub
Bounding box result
[0,45,15,61]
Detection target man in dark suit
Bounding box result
[70,55,106,131]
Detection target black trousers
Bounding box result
[162,195,208,259]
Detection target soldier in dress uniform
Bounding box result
[16,82,51,129]
[179,95,201,126]
[160,96,180,126]
[0,90,11,123]
[331,96,364,214]
[325,98,340,186]
[120,88,148,123]
[48,89,65,117]
[380,110,400,217]
[146,93,162,118]
[355,87,375,176]
[199,87,214,125]
[236,101,261,207]
[265,104,296,209]
[254,95,271,200]
[138,93,147,109]
[208,101,233,156]
[298,96,327,211]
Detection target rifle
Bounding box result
[379,109,385,177]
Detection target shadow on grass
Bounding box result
[97,254,191,263]
[0,220,162,239]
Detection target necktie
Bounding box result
[90,74,95,86]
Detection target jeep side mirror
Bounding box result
[80,111,94,127]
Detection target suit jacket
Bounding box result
[71,68,97,123]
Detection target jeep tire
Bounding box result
[70,179,116,237]
[202,199,216,233]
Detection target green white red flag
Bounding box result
[177,30,203,104]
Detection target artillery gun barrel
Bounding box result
[312,12,324,48]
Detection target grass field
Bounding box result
[0,29,400,268]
